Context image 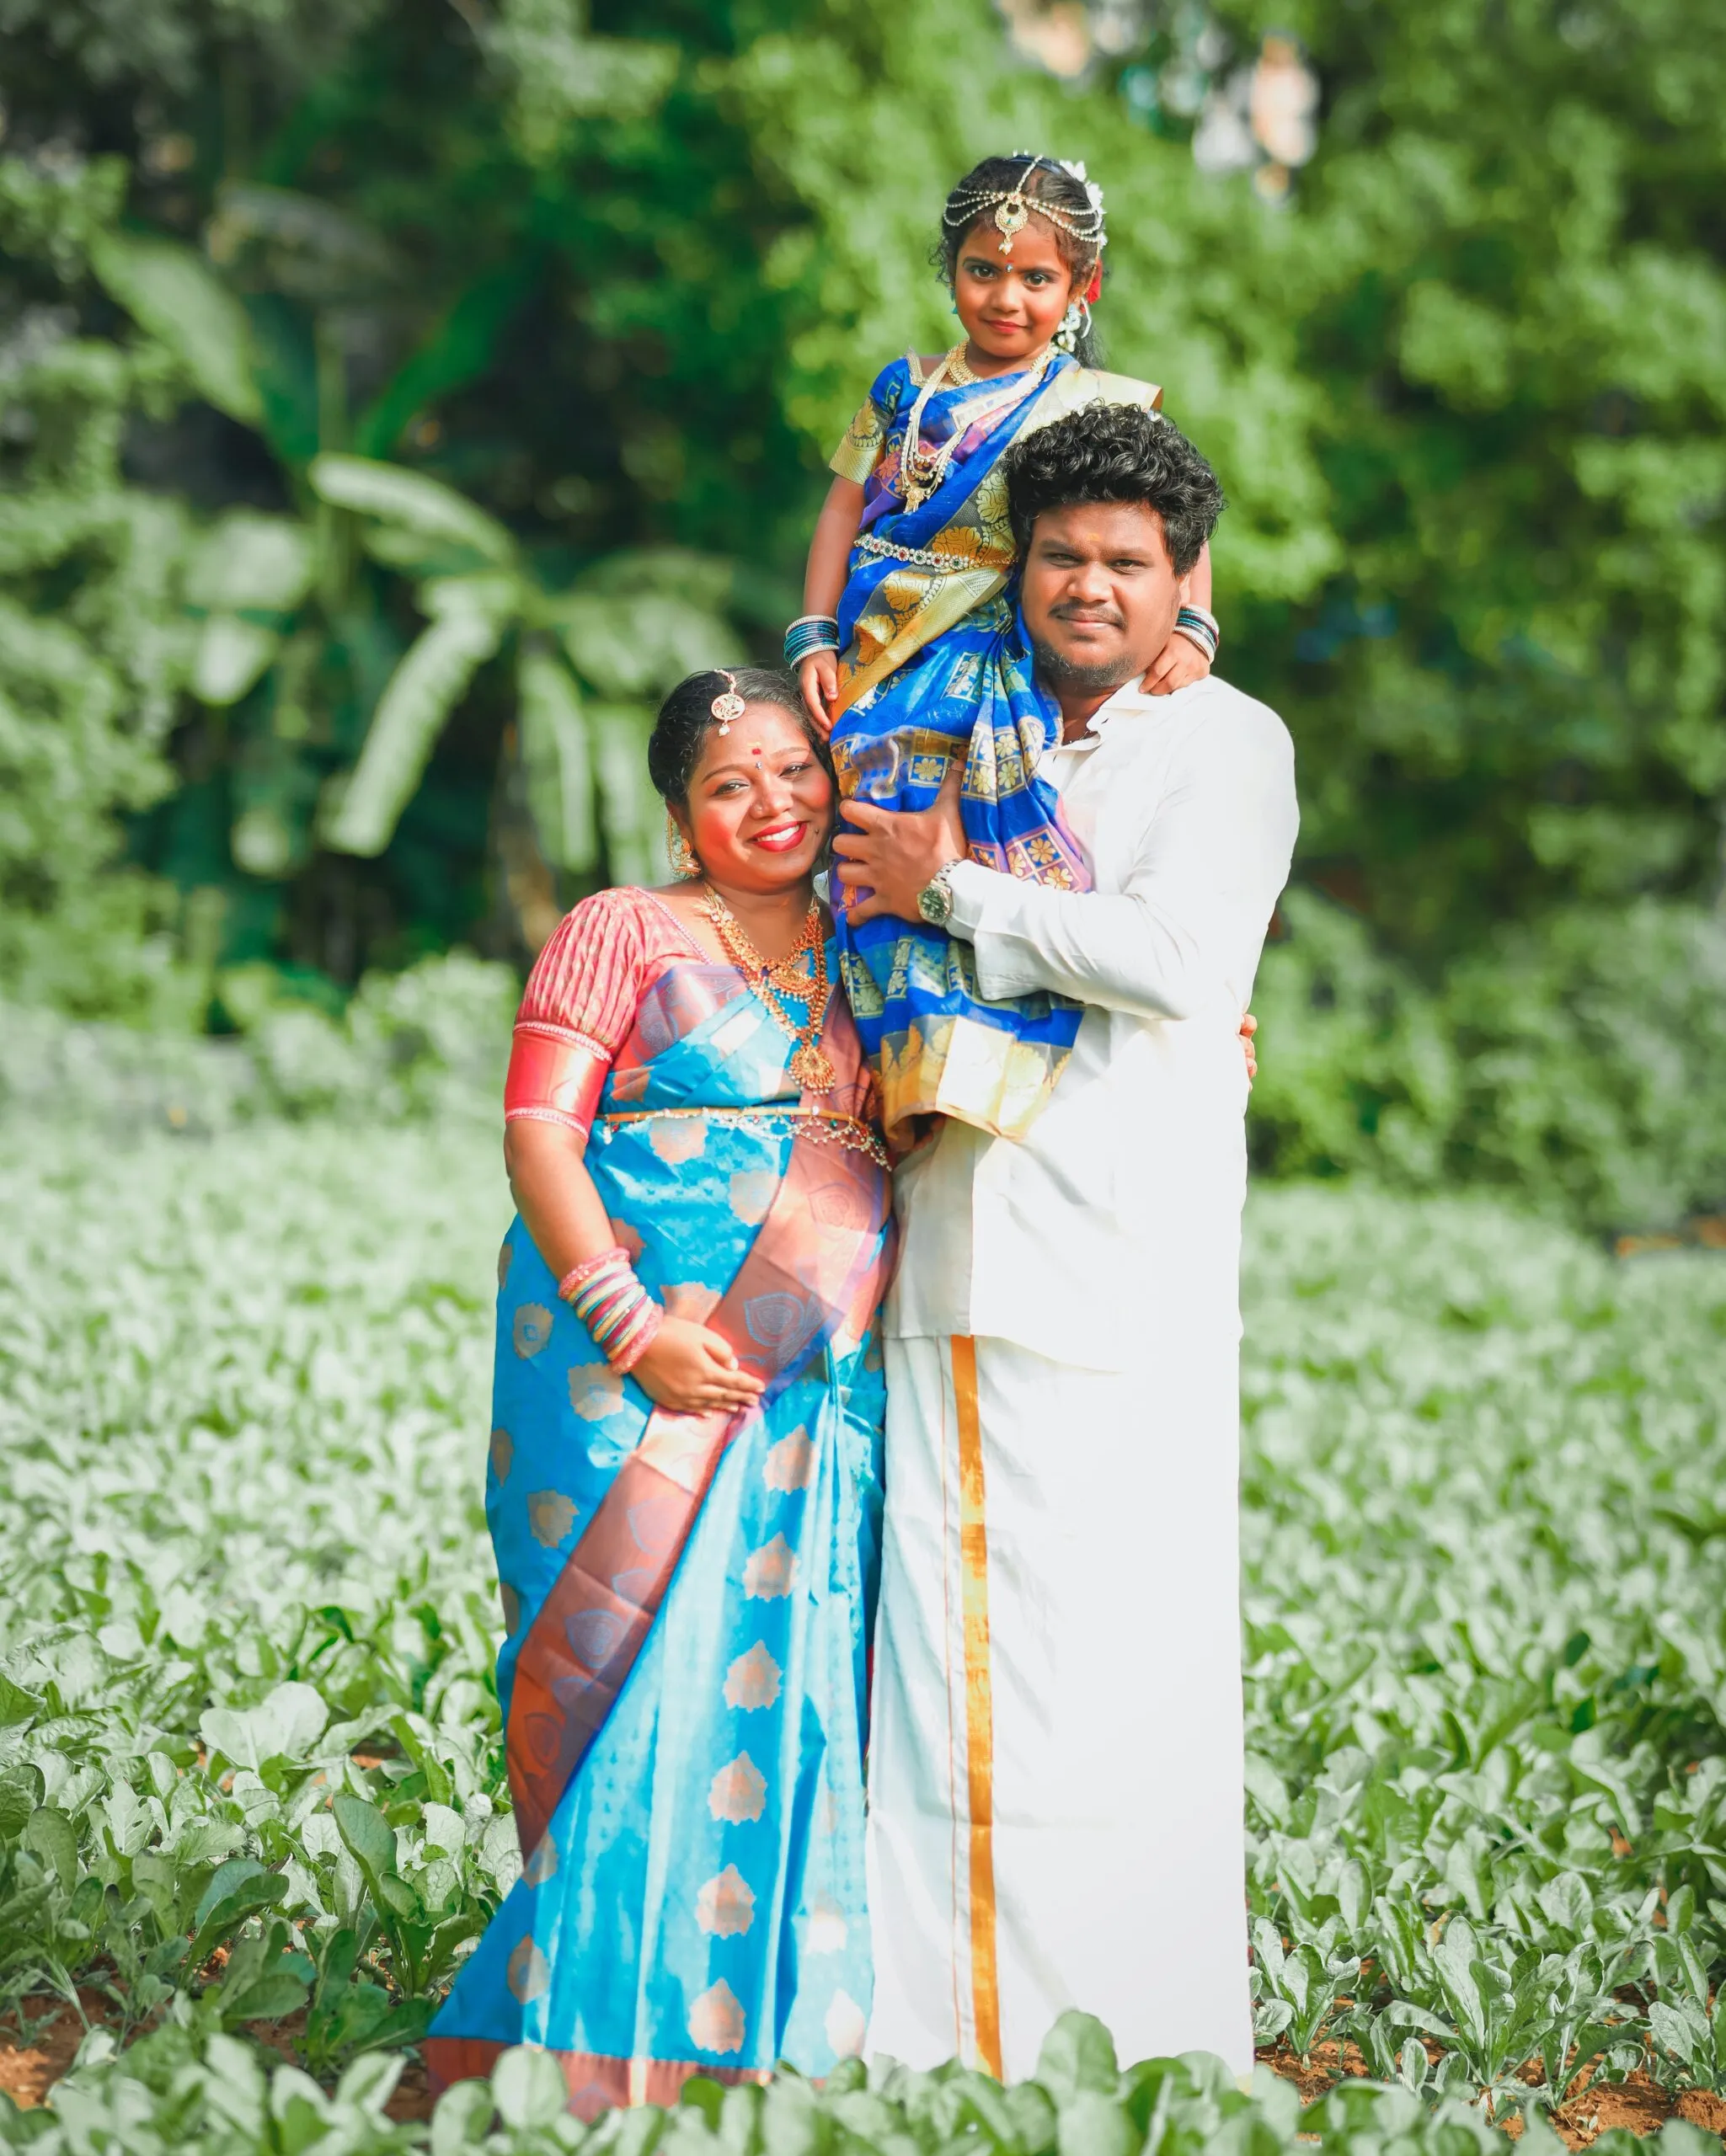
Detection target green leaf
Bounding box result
[192,616,280,707]
[0,1676,41,1732]
[320,1980,392,2057]
[430,2079,497,2156]
[184,513,316,615]
[1034,2012,1119,2103]
[307,455,517,568]
[349,1995,435,2057]
[23,1806,77,1890]
[200,1683,329,1771]
[1536,1871,1592,1936]
[202,2034,270,2138]
[353,264,534,459]
[1649,2001,1703,2064]
[321,607,506,857]
[377,1873,419,1918]
[1242,1753,1288,1827]
[334,2051,408,2112]
[590,700,663,888]
[190,1859,286,1965]
[518,644,598,875]
[0,1779,36,1843]
[553,590,736,699]
[223,1967,314,2024]
[1056,2093,1137,2156]
[492,2043,569,2131]
[90,230,262,424]
[332,1793,398,1878]
[1336,1859,1369,1937]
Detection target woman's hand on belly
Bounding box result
[634,1315,767,1415]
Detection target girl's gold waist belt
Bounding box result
[596,1104,890,1168]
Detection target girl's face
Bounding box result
[673,702,834,896]
[953,215,1078,366]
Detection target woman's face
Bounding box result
[675,702,834,894]
[953,215,1077,366]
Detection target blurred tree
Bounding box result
[2,0,1721,1043]
[0,0,811,995]
[1082,0,1726,956]
[0,154,197,1021]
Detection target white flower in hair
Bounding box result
[1058,157,1090,182]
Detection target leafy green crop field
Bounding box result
[3,1124,1726,2156]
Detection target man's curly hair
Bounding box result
[1002,404,1225,576]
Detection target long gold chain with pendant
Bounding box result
[898,342,1052,512]
[698,887,836,1093]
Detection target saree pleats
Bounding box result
[425,940,892,2110]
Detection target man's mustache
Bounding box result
[1050,600,1125,629]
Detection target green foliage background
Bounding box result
[1,0,1723,1224]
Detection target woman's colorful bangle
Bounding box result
[557,1246,627,1303]
[783,614,842,669]
[567,1249,665,1374]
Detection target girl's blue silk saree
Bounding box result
[425,897,893,2116]
[828,352,1160,1145]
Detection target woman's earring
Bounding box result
[665,810,701,880]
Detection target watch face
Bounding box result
[918,876,952,927]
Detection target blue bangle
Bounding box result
[784,615,841,668]
[1175,606,1218,661]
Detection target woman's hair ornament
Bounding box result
[709,670,746,734]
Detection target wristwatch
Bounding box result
[916,860,964,928]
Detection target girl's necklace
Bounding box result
[898,341,1053,513]
[699,886,836,1094]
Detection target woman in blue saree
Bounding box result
[425,667,894,2115]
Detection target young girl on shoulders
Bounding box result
[787,153,1221,1148]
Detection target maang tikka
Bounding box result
[941,153,1108,264]
[710,670,745,734]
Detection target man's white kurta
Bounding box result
[865,674,1298,2081]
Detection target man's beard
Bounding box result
[1030,634,1140,696]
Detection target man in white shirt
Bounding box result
[832,405,1298,2080]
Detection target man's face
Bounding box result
[1020,500,1188,692]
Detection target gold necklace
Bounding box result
[898,343,1053,513]
[699,887,836,1093]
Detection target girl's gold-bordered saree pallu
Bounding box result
[425,887,894,2116]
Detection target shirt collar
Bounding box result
[1053,674,1203,747]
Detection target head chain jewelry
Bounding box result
[943,153,1107,261]
[709,670,746,733]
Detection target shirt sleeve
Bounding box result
[504,889,650,1141]
[828,359,903,484]
[945,695,1298,1022]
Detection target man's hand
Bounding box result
[1141,628,1212,696]
[1240,1011,1258,1086]
[831,758,967,927]
[799,652,838,739]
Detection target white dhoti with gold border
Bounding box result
[862,673,1298,2081]
[864,1332,1253,2081]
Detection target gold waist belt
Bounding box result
[852,531,1012,576]
[596,1103,890,1168]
